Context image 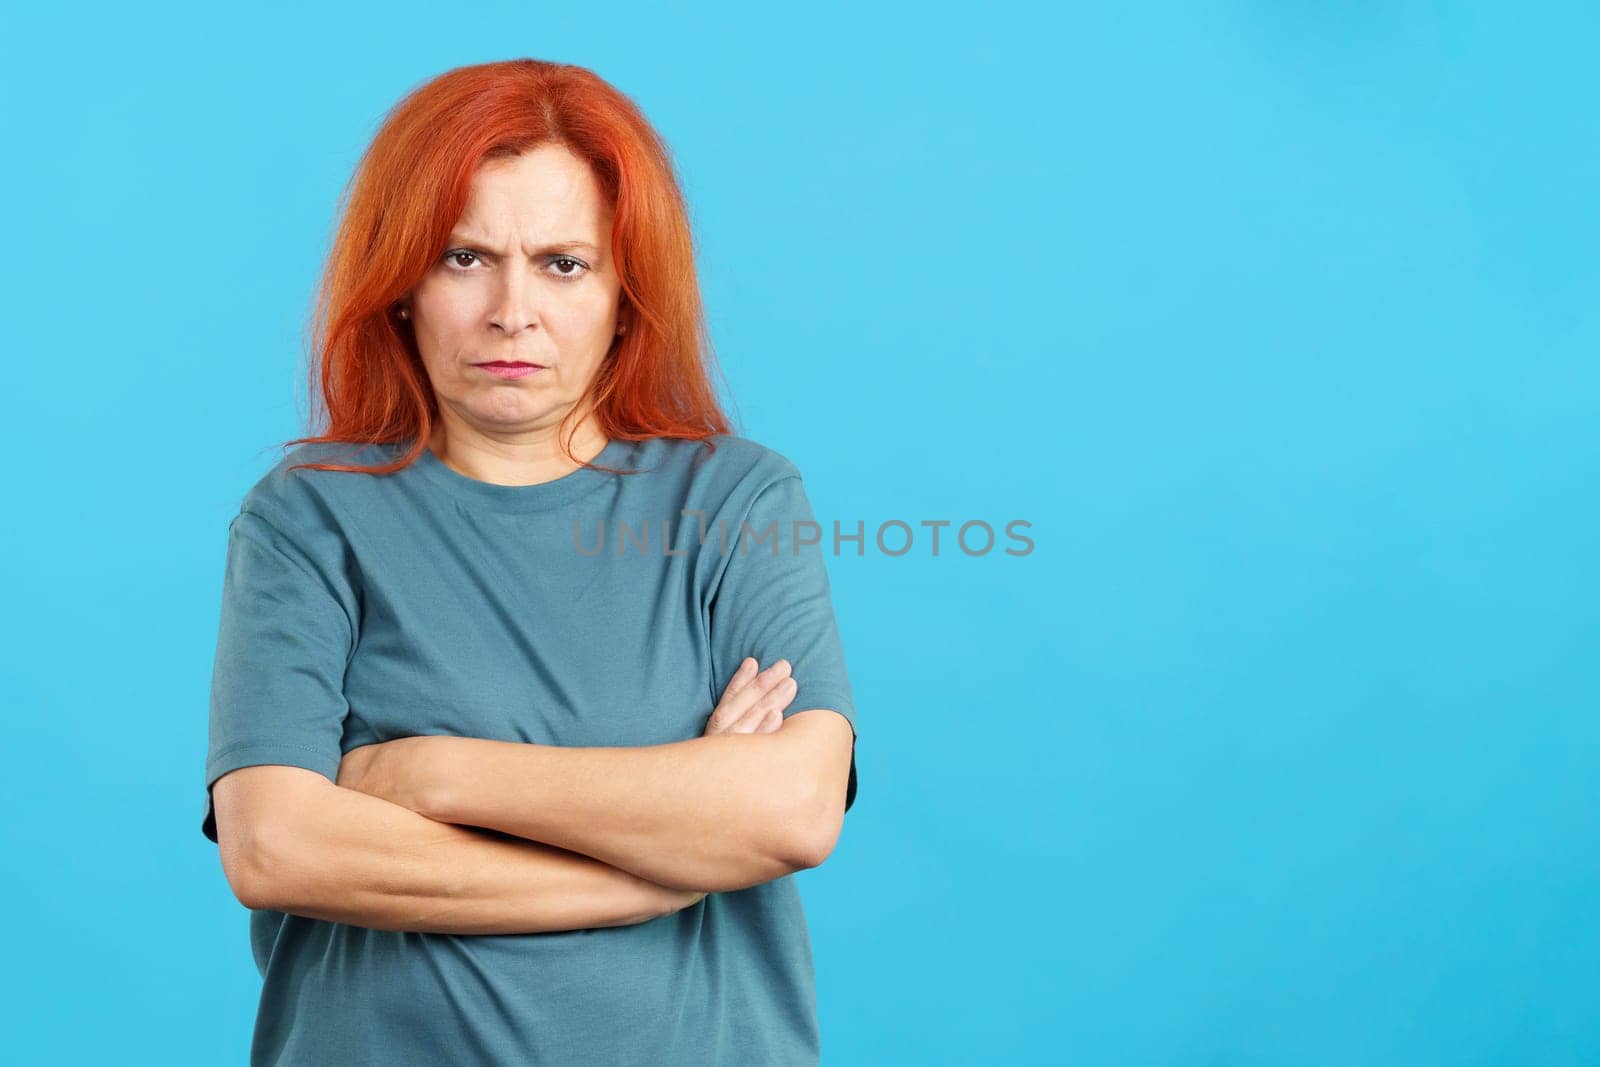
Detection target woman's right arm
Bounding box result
[210,764,703,935]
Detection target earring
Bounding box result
[397,306,409,320]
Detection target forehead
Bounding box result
[456,144,611,239]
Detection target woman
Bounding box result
[201,58,859,1066]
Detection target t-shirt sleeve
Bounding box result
[200,506,356,843]
[707,473,858,812]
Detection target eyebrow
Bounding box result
[446,234,601,256]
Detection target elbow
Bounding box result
[782,783,846,871]
[232,871,279,913]
[220,846,275,911]
[797,817,844,870]
[219,818,313,912]
[210,766,342,911]
[788,833,833,873]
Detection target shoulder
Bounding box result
[236,439,393,535]
[631,433,803,489]
[620,434,820,532]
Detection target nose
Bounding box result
[488,260,540,336]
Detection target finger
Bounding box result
[755,657,791,691]
[727,660,790,730]
[707,655,761,739]
[729,695,785,734]
[712,659,791,734]
[744,673,796,734]
[719,657,759,703]
[744,676,796,727]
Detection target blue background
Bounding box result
[3,2,1595,1063]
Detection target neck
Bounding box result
[428,412,609,488]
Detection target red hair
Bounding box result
[283,58,732,476]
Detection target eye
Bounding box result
[440,249,590,278]
[548,255,589,280]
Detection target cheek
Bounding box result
[429,292,483,337]
[415,301,479,370]
[548,296,621,351]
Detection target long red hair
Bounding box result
[283,58,732,475]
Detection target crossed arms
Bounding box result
[209,660,855,936]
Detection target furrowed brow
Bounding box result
[447,234,600,256]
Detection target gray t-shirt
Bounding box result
[200,433,858,1066]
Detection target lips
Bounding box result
[474,361,546,381]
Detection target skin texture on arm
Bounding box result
[210,764,704,935]
[338,661,856,894]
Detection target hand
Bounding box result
[614,875,707,923]
[702,657,796,736]
[659,886,709,914]
[336,736,440,815]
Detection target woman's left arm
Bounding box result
[341,706,854,893]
